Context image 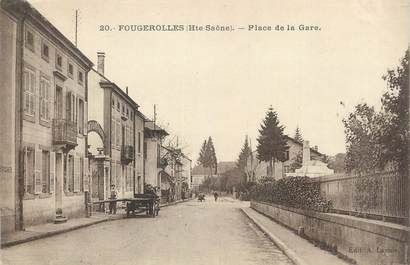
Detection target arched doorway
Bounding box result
[87,120,108,201]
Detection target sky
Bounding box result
[29,0,409,162]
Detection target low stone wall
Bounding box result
[251,201,409,265]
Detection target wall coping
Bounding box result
[251,200,409,242]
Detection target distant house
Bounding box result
[191,161,235,191]
[245,136,331,181]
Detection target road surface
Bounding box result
[1,197,293,265]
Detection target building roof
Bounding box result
[144,121,169,137]
[3,0,93,69]
[93,68,140,109]
[284,135,324,156]
[192,161,236,175]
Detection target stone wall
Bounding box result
[251,201,409,265]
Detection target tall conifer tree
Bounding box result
[256,107,289,178]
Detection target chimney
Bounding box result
[314,145,318,152]
[126,86,128,94]
[302,141,310,166]
[97,52,105,75]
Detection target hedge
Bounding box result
[250,176,332,212]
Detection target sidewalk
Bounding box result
[1,199,190,248]
[241,207,350,265]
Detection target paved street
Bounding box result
[1,197,293,265]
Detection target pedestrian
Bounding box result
[109,184,117,214]
[213,191,219,202]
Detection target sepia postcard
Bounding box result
[0,0,409,265]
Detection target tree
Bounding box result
[237,136,252,182]
[343,104,393,173]
[380,49,409,173]
[289,151,303,172]
[343,50,409,174]
[206,137,218,174]
[197,137,218,176]
[327,153,346,173]
[256,107,289,178]
[197,140,207,166]
[294,126,303,143]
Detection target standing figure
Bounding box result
[109,185,117,214]
[213,191,219,202]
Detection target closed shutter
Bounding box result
[49,151,55,193]
[83,101,88,135]
[34,149,42,194]
[83,157,89,191]
[111,162,115,187]
[66,91,72,121]
[23,147,28,193]
[74,156,80,192]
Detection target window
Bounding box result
[39,76,50,122]
[116,120,121,147]
[78,99,84,134]
[130,112,133,121]
[66,92,76,122]
[284,165,290,173]
[42,150,50,193]
[78,71,84,85]
[56,53,63,70]
[24,147,35,194]
[68,62,74,78]
[112,96,115,108]
[41,41,49,62]
[23,68,36,116]
[122,104,125,115]
[111,118,116,148]
[117,101,120,111]
[126,108,129,117]
[25,29,35,51]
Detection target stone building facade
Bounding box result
[0,0,93,231]
[88,53,145,202]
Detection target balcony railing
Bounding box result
[52,119,77,146]
[121,145,135,164]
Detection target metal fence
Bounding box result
[315,171,408,224]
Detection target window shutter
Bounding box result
[23,147,28,193]
[83,157,89,191]
[49,151,55,193]
[34,149,42,194]
[66,91,72,121]
[74,156,80,192]
[83,101,88,135]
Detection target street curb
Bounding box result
[1,199,193,248]
[1,218,109,249]
[240,208,309,265]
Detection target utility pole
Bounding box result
[75,9,78,47]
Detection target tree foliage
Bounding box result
[256,107,289,177]
[343,50,408,174]
[294,126,303,143]
[237,136,252,182]
[197,137,218,175]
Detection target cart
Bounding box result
[124,193,160,217]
